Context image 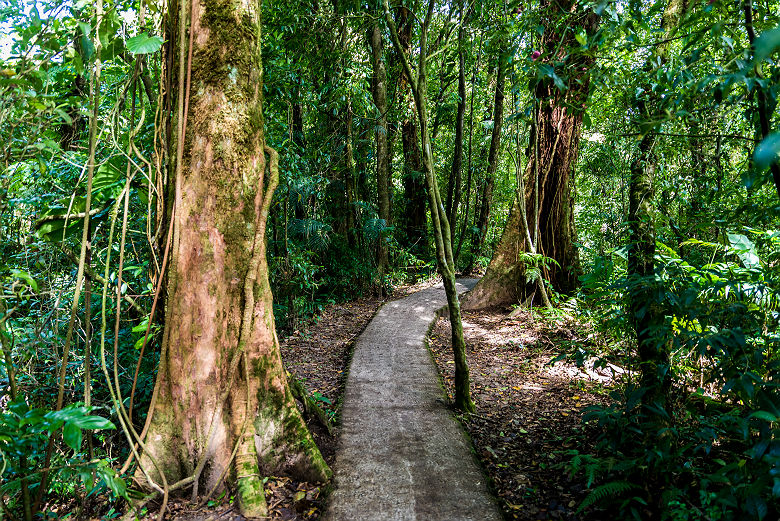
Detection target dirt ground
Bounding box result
[119,281,620,521]
[428,306,618,521]
[123,292,388,521]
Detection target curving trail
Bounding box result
[323,279,502,521]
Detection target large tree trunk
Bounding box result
[462,0,594,309]
[137,0,330,516]
[368,21,391,281]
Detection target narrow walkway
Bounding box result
[323,279,502,521]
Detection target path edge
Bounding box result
[424,291,505,518]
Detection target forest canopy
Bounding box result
[0,0,779,518]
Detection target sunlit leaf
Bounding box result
[126,33,164,55]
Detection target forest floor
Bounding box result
[429,307,618,521]
[132,279,442,520]
[124,281,620,521]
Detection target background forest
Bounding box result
[1,0,779,518]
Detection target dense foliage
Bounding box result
[0,0,778,518]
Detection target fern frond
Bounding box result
[577,481,641,513]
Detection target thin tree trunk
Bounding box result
[345,100,358,249]
[628,129,668,408]
[630,0,688,423]
[446,0,466,250]
[466,51,506,273]
[454,32,483,265]
[384,0,474,412]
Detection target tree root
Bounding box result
[287,372,335,436]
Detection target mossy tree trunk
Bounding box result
[136,0,330,516]
[384,0,474,412]
[462,0,596,310]
[631,0,688,419]
[368,20,391,282]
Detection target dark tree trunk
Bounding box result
[292,101,305,149]
[462,0,595,309]
[742,0,780,199]
[402,117,428,253]
[368,20,391,279]
[628,129,669,409]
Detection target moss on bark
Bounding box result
[135,0,330,516]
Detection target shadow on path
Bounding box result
[323,279,502,521]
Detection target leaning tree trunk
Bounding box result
[384,0,474,412]
[137,0,330,516]
[462,0,595,310]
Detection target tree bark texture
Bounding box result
[368,21,391,278]
[462,0,595,309]
[628,130,669,408]
[138,0,330,515]
[402,118,428,253]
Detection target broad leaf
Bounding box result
[126,33,164,55]
[63,422,82,451]
[754,133,780,169]
[755,25,780,62]
[727,233,760,269]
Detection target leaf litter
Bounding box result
[429,306,619,521]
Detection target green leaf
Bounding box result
[9,269,38,292]
[80,35,95,61]
[71,415,115,430]
[126,33,164,55]
[63,422,83,451]
[538,64,566,91]
[727,233,760,269]
[754,133,780,169]
[78,22,91,38]
[93,162,123,194]
[755,25,780,62]
[749,411,779,422]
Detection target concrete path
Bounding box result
[323,279,502,521]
